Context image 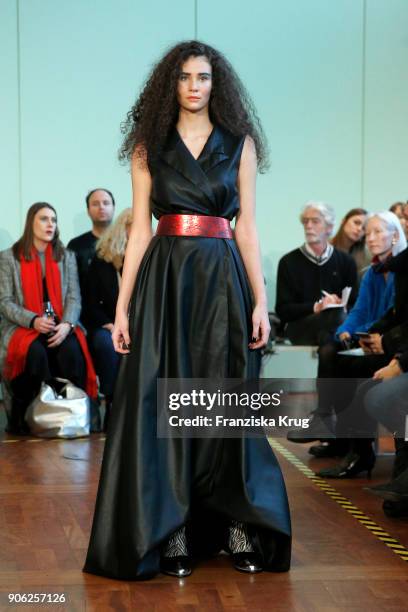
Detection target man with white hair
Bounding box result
[275,201,357,345]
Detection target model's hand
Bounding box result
[339,331,351,342]
[373,359,402,380]
[102,323,114,332]
[112,311,131,354]
[249,304,270,349]
[359,333,383,354]
[33,315,56,335]
[47,322,71,348]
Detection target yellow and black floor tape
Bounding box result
[1,436,106,443]
[269,439,408,563]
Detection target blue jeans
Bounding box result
[89,328,120,398]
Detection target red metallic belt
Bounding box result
[156,214,233,239]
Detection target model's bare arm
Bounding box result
[112,153,153,353]
[235,136,270,349]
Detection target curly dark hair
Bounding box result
[119,40,269,172]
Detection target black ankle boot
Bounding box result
[366,440,408,500]
[160,526,192,578]
[392,439,408,479]
[90,399,102,433]
[382,499,408,517]
[317,440,375,479]
[365,467,408,501]
[5,395,30,436]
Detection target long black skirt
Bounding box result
[83,236,291,580]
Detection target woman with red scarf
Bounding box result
[0,202,97,434]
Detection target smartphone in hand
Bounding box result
[355,332,370,339]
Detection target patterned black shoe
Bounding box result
[161,556,192,577]
[161,526,192,577]
[227,521,262,573]
[232,552,263,574]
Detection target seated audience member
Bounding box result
[389,201,408,239]
[82,208,132,432]
[365,358,408,508]
[287,211,407,455]
[67,188,115,297]
[331,207,370,278]
[288,211,406,448]
[0,203,97,435]
[307,350,408,511]
[275,201,357,345]
[315,244,408,478]
[336,212,405,342]
[364,242,408,482]
[368,245,408,353]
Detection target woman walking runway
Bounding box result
[83,40,291,581]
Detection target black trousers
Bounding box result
[11,334,86,405]
[317,342,389,422]
[285,309,346,346]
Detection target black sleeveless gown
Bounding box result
[83,125,291,580]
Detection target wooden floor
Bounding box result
[0,411,407,611]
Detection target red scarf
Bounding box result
[4,244,98,399]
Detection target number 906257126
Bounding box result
[7,593,66,604]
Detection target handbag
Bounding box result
[25,378,90,438]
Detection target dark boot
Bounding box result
[392,439,408,479]
[365,467,408,501]
[90,398,102,433]
[365,440,408,500]
[382,499,408,518]
[4,392,30,436]
[317,438,375,479]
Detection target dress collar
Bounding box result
[159,125,230,206]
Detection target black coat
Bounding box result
[83,255,119,330]
[67,231,98,297]
[370,247,408,357]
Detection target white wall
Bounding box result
[1,0,407,307]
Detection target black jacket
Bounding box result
[67,231,98,297]
[370,247,408,356]
[82,255,119,330]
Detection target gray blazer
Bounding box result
[0,247,81,374]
